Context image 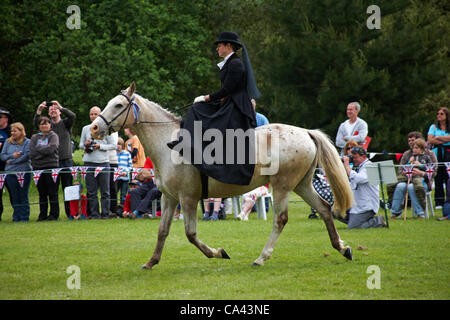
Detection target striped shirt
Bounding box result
[117,150,132,181]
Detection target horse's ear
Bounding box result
[127,82,136,98]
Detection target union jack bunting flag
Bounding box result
[402,164,414,180]
[0,174,6,189]
[16,172,25,187]
[94,167,104,178]
[424,163,436,181]
[32,170,43,186]
[80,167,88,180]
[113,167,122,182]
[51,168,62,183]
[70,167,79,179]
[445,162,450,174]
[132,168,142,180]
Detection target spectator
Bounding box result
[79,106,116,219]
[121,180,140,218]
[202,198,223,221]
[236,186,269,221]
[0,108,12,221]
[34,101,76,219]
[387,131,437,208]
[116,137,133,207]
[390,139,433,219]
[342,146,386,229]
[427,107,450,209]
[107,132,119,216]
[335,102,368,155]
[30,117,60,221]
[69,181,88,220]
[0,122,32,222]
[251,99,269,127]
[126,157,161,219]
[124,128,146,168]
[439,180,450,220]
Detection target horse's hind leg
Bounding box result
[182,197,230,260]
[142,193,178,270]
[294,183,352,260]
[252,190,290,266]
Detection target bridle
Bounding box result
[97,93,191,134]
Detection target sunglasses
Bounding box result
[351,146,366,156]
[437,112,445,115]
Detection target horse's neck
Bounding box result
[132,96,180,172]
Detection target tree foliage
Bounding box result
[1,0,448,153]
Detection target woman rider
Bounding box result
[168,31,261,186]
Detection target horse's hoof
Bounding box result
[141,264,151,270]
[221,249,231,259]
[251,262,261,267]
[343,247,353,261]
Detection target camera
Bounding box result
[45,101,53,107]
[342,155,353,164]
[85,141,95,153]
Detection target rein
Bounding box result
[98,93,191,133]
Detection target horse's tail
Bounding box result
[307,129,353,217]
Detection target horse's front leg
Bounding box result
[142,193,178,270]
[182,197,230,260]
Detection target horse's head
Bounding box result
[91,82,136,139]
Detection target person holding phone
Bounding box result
[34,100,76,219]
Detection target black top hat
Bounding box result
[214,31,242,47]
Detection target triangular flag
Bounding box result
[33,170,43,185]
[94,167,104,178]
[51,168,62,183]
[70,167,79,179]
[113,167,122,182]
[16,172,25,188]
[0,174,7,189]
[80,167,88,180]
[131,168,141,180]
[402,164,414,180]
[424,163,436,182]
[445,162,450,174]
[395,153,403,162]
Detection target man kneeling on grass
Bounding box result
[342,147,387,229]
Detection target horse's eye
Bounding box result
[115,104,123,108]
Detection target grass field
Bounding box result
[0,186,448,300]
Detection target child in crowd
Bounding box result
[408,138,432,190]
[121,180,140,218]
[116,137,133,208]
[69,181,88,220]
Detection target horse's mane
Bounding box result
[129,92,182,124]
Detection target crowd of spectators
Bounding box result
[0,100,449,223]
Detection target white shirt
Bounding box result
[349,159,380,215]
[217,52,234,70]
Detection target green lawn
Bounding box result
[0,188,448,300]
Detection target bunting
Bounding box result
[132,168,141,180]
[32,170,43,186]
[94,167,104,178]
[0,174,6,189]
[113,167,122,182]
[445,162,450,175]
[16,172,25,187]
[70,167,79,179]
[402,164,414,180]
[80,167,88,180]
[424,163,436,182]
[51,168,62,183]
